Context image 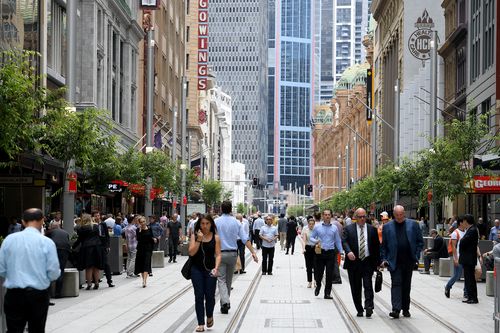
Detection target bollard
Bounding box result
[433,258,440,275]
[152,251,165,268]
[486,271,494,296]
[62,268,80,297]
[439,258,451,277]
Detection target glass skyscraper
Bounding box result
[268,0,313,192]
[208,0,268,184]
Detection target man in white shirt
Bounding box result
[260,215,278,275]
[104,213,115,229]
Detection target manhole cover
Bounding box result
[264,318,323,328]
[260,300,311,304]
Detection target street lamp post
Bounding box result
[429,30,438,229]
[144,28,155,218]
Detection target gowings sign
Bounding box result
[408,10,435,61]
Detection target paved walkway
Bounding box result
[45,239,496,332]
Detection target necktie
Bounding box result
[359,225,366,260]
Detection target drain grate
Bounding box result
[260,299,311,304]
[264,318,323,328]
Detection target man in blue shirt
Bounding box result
[0,208,60,332]
[260,215,279,275]
[489,219,500,241]
[215,201,258,314]
[310,209,343,299]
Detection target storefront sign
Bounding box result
[0,176,34,185]
[107,183,122,193]
[140,0,160,9]
[472,176,500,193]
[198,0,209,90]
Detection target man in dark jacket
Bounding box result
[421,229,448,274]
[45,221,70,298]
[93,211,114,287]
[380,205,424,319]
[342,208,380,317]
[459,214,479,304]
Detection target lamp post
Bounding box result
[144,28,155,219]
[429,30,438,229]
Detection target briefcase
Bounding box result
[375,270,383,293]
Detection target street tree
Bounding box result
[201,179,223,211]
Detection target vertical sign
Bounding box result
[366,68,373,122]
[198,0,209,90]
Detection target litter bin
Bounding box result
[109,236,123,274]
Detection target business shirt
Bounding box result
[310,222,343,252]
[357,223,370,257]
[215,214,248,250]
[242,218,250,238]
[260,224,278,248]
[253,218,265,232]
[150,221,164,239]
[113,224,123,237]
[0,227,60,290]
[489,226,500,241]
[124,224,138,252]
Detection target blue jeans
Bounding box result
[445,262,468,297]
[191,265,217,325]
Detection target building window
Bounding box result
[482,0,494,72]
[47,0,67,77]
[470,0,481,82]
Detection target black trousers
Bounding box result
[304,245,315,282]
[4,288,50,333]
[103,249,112,283]
[55,249,69,297]
[389,264,414,312]
[261,246,275,274]
[463,264,478,301]
[237,240,245,271]
[169,236,179,259]
[286,235,295,254]
[423,251,439,271]
[254,230,261,249]
[347,261,375,313]
[314,250,335,296]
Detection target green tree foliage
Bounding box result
[236,203,246,214]
[201,179,223,209]
[286,205,303,217]
[0,50,66,166]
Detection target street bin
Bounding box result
[152,251,165,268]
[486,271,494,296]
[109,236,123,274]
[439,258,451,277]
[62,268,80,297]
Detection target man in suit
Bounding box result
[421,229,448,274]
[342,208,380,318]
[380,205,424,319]
[459,214,479,304]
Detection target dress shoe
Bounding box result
[444,287,450,298]
[466,299,479,304]
[234,271,239,274]
[314,285,320,296]
[107,282,115,288]
[168,258,172,263]
[356,312,363,317]
[221,303,229,314]
[173,259,177,263]
[149,273,153,277]
[462,299,470,303]
[93,284,99,290]
[402,310,411,317]
[268,272,273,275]
[85,284,92,290]
[365,309,373,318]
[262,272,266,275]
[420,271,430,275]
[239,270,246,274]
[49,302,55,306]
[389,311,400,319]
[332,280,342,284]
[324,295,333,299]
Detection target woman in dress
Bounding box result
[189,215,221,332]
[134,215,155,287]
[72,214,103,290]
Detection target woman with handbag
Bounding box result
[188,215,221,332]
[134,216,155,288]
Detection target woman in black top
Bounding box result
[286,216,298,255]
[134,216,155,288]
[73,214,103,290]
[188,215,221,333]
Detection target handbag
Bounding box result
[374,270,383,293]
[181,257,193,280]
[474,262,483,281]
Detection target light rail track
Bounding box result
[330,286,364,333]
[122,252,257,333]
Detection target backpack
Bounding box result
[447,229,460,255]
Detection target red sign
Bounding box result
[198,0,208,90]
[472,176,500,193]
[67,172,77,193]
